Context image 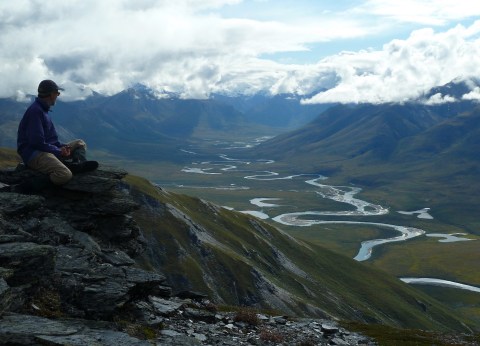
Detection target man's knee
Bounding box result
[27,152,73,185]
[68,139,87,150]
[50,167,73,185]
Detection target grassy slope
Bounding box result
[0,147,20,169]
[124,174,475,332]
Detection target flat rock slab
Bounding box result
[91,165,128,179]
[0,165,127,194]
[37,330,151,346]
[322,323,340,334]
[0,313,150,346]
[63,175,118,193]
[123,266,166,285]
[149,296,184,316]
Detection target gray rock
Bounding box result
[0,313,149,346]
[322,323,340,335]
[149,296,184,316]
[0,267,14,280]
[193,332,207,341]
[38,217,102,253]
[0,234,27,243]
[63,175,118,193]
[272,315,288,325]
[183,307,216,323]
[330,336,350,345]
[37,332,149,346]
[0,166,42,185]
[100,249,136,266]
[156,334,203,345]
[81,279,133,317]
[161,329,183,337]
[0,242,55,286]
[91,165,128,180]
[124,266,166,285]
[55,245,97,273]
[128,300,165,326]
[0,193,44,215]
[94,215,140,241]
[0,277,11,313]
[0,313,81,344]
[0,277,8,296]
[90,195,139,215]
[157,285,173,297]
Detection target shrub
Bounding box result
[233,307,260,326]
[259,328,284,343]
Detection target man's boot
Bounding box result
[64,161,99,174]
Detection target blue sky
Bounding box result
[216,0,479,62]
[1,0,480,103]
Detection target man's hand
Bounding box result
[60,145,71,157]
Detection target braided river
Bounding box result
[175,150,479,294]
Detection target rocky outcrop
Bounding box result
[0,165,169,342]
[0,165,376,345]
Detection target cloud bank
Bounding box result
[1,1,480,103]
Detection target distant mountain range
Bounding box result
[254,100,480,163]
[0,87,330,162]
[2,79,478,161]
[211,91,332,128]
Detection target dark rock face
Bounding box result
[0,165,171,343]
[0,165,375,345]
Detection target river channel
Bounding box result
[175,149,479,293]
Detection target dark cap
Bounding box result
[38,80,64,97]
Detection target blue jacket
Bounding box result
[17,98,64,163]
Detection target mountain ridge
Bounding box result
[0,88,328,147]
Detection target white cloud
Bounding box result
[462,87,480,101]
[303,22,480,104]
[423,93,457,105]
[0,1,479,103]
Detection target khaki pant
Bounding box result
[28,139,87,185]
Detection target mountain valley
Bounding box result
[1,80,480,342]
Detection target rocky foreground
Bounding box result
[0,165,376,345]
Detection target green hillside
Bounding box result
[123,173,475,332]
[0,147,20,169]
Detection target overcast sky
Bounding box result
[1,0,480,103]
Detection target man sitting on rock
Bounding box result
[2,80,98,194]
